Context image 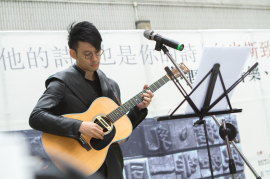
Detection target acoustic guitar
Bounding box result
[42,63,189,176]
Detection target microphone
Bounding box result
[144,30,184,51]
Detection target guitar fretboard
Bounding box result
[107,75,170,122]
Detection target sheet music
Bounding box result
[184,47,252,114]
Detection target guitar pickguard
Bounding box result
[90,125,116,150]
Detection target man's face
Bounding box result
[73,41,101,73]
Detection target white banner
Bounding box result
[0,30,270,178]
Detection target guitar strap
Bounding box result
[114,95,121,106]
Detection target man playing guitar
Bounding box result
[29,21,154,179]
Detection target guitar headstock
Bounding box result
[171,63,190,79]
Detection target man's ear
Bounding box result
[69,49,77,60]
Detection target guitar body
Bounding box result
[42,97,133,176]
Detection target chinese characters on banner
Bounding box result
[0,46,72,70]
[1,42,267,84]
[215,41,270,59]
[0,44,197,70]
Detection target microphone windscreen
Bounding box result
[143,30,152,39]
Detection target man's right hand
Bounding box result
[79,122,104,140]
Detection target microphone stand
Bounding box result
[155,43,262,179]
[220,119,238,179]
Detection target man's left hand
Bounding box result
[137,84,154,110]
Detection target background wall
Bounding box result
[0,0,270,31]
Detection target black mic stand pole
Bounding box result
[220,119,238,179]
[157,44,262,179]
[163,49,193,89]
[212,115,261,178]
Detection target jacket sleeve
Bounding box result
[109,79,148,130]
[127,106,148,130]
[29,80,82,139]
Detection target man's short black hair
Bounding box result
[68,21,102,52]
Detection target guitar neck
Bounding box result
[107,75,171,123]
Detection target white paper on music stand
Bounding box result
[184,47,252,114]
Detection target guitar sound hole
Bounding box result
[94,116,111,132]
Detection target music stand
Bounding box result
[153,46,262,179]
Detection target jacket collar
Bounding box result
[73,64,85,77]
[72,64,110,98]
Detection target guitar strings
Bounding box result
[106,67,185,123]
[94,117,111,130]
[107,75,172,123]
